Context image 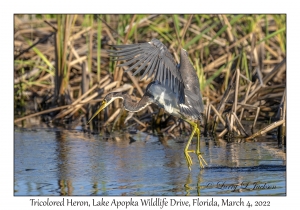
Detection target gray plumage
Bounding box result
[88,38,208,170]
[108,38,204,121]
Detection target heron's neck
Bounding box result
[113,92,152,112]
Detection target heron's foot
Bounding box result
[184,150,195,170]
[196,151,207,169]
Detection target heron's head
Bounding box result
[87,92,122,124]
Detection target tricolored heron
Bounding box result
[88,38,207,170]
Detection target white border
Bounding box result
[4,0,297,209]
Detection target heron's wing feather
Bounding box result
[179,104,200,120]
[184,89,204,114]
[178,50,204,118]
[178,83,204,120]
[108,38,184,101]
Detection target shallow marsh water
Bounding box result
[14,128,286,196]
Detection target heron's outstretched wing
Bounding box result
[108,38,184,102]
[178,49,204,120]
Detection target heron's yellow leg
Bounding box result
[184,122,197,170]
[196,127,207,168]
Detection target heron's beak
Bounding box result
[87,100,107,124]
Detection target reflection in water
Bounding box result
[184,173,192,196]
[55,131,72,195]
[14,128,286,196]
[55,131,78,195]
[197,170,205,195]
[58,179,73,196]
[184,170,208,196]
[184,173,194,196]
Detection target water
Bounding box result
[14,128,286,196]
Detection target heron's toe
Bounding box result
[184,150,195,170]
[196,152,207,168]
